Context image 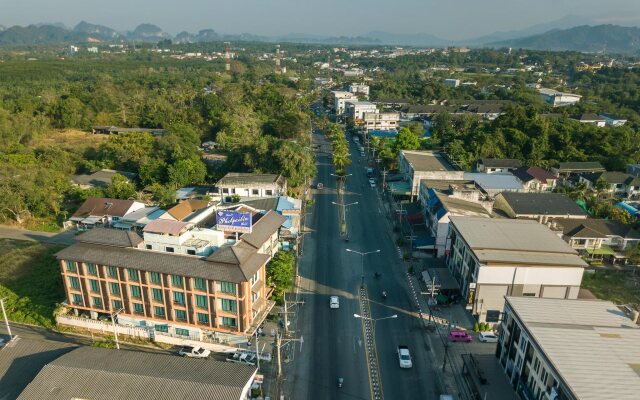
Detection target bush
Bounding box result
[473,322,480,332]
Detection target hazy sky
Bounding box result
[2,0,640,40]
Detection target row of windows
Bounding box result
[65,263,235,295]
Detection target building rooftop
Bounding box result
[75,228,143,248]
[538,88,582,98]
[554,161,605,173]
[216,173,285,188]
[435,193,491,218]
[511,166,556,183]
[463,173,525,191]
[71,197,140,219]
[166,199,211,221]
[449,217,587,267]
[506,297,640,400]
[18,346,257,400]
[582,171,640,186]
[553,218,640,240]
[401,150,455,173]
[479,158,522,169]
[71,169,136,188]
[143,219,193,236]
[240,210,287,249]
[497,192,587,217]
[579,113,605,122]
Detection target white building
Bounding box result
[599,113,627,127]
[347,83,370,97]
[476,158,522,174]
[345,101,378,122]
[497,297,640,400]
[216,173,287,203]
[538,88,581,107]
[142,219,226,257]
[362,112,399,132]
[331,91,359,115]
[446,217,587,323]
[399,150,463,199]
[444,79,460,87]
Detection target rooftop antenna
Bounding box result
[224,41,231,72]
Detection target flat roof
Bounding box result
[506,297,640,400]
[401,150,455,173]
[436,193,491,217]
[449,217,586,267]
[497,192,587,217]
[464,173,524,191]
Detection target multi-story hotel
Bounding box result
[56,210,286,341]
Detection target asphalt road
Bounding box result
[283,128,442,400]
[0,225,75,245]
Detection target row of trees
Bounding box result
[328,124,351,175]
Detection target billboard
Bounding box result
[216,210,252,233]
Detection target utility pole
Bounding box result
[442,313,453,372]
[0,298,13,341]
[381,168,387,190]
[110,308,124,350]
[276,330,304,378]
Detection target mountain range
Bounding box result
[0,18,638,54]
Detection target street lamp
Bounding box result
[353,313,398,329]
[110,308,125,350]
[346,248,381,287]
[0,297,14,342]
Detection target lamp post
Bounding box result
[353,313,398,330]
[110,308,125,350]
[346,248,381,287]
[332,201,358,236]
[0,297,13,342]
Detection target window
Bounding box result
[107,266,118,279]
[92,297,102,308]
[222,188,229,194]
[197,313,209,324]
[72,293,83,305]
[252,189,259,195]
[165,247,174,253]
[149,272,161,284]
[89,279,100,293]
[252,292,259,303]
[251,271,259,286]
[128,269,138,281]
[68,276,80,289]
[154,306,165,318]
[109,282,120,296]
[195,295,208,310]
[175,328,189,336]
[130,285,141,298]
[86,263,97,275]
[171,275,183,288]
[152,288,163,302]
[221,317,237,328]
[146,244,153,250]
[65,260,77,272]
[175,309,187,321]
[112,299,122,310]
[266,189,273,196]
[523,293,537,297]
[193,278,207,291]
[220,281,236,295]
[133,303,144,314]
[173,291,185,305]
[154,324,168,333]
[187,249,196,255]
[221,299,237,312]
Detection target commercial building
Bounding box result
[345,100,378,123]
[538,88,582,107]
[497,297,640,400]
[331,90,358,114]
[348,83,370,97]
[493,192,587,220]
[57,210,286,341]
[446,217,587,323]
[477,159,522,174]
[399,150,462,199]
[216,173,287,203]
[362,112,399,132]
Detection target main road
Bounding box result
[283,127,442,399]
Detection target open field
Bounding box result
[582,269,640,305]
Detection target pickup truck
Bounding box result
[397,345,413,368]
[178,346,211,359]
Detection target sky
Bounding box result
[2,0,640,40]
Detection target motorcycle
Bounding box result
[338,377,344,388]
[382,291,387,300]
[374,272,381,279]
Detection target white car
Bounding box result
[369,181,376,188]
[478,332,499,343]
[330,296,340,309]
[397,345,413,368]
[178,346,211,358]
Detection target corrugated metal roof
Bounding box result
[75,228,143,248]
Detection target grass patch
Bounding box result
[0,239,65,327]
[581,270,640,305]
[23,216,63,233]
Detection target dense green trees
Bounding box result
[266,250,295,304]
[328,124,351,175]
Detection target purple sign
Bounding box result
[216,210,253,233]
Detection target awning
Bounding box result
[585,245,616,256]
[413,237,435,249]
[389,181,412,195]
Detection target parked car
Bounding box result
[317,182,323,189]
[448,330,473,343]
[478,331,499,343]
[178,346,211,358]
[227,351,257,365]
[330,296,340,309]
[369,181,376,188]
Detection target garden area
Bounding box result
[0,239,65,327]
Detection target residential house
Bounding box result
[348,83,370,97]
[92,126,166,136]
[627,164,640,178]
[551,218,640,264]
[579,171,640,199]
[399,150,463,200]
[497,297,640,400]
[112,206,164,231]
[445,217,587,323]
[71,169,137,190]
[17,346,258,400]
[216,173,287,203]
[493,192,587,220]
[362,112,399,132]
[373,97,410,110]
[399,104,458,120]
[70,198,146,231]
[159,199,213,224]
[57,210,286,341]
[462,173,526,198]
[465,104,505,120]
[575,113,606,127]
[444,79,460,87]
[476,158,522,174]
[511,166,557,192]
[538,88,581,106]
[550,161,605,186]
[599,113,627,127]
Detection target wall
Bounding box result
[477,265,584,287]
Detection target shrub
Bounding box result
[473,322,480,332]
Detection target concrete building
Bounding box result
[399,150,463,199]
[348,83,370,97]
[599,113,627,127]
[511,166,557,192]
[445,217,587,323]
[56,210,286,341]
[345,100,378,123]
[331,90,358,114]
[362,112,399,132]
[493,192,587,220]
[216,173,287,203]
[463,173,525,198]
[538,88,581,107]
[477,158,522,174]
[497,297,640,400]
[444,78,461,87]
[576,113,606,127]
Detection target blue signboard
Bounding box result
[216,210,253,233]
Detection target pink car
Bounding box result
[448,330,473,343]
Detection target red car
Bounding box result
[448,330,473,343]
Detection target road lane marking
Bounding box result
[357,286,384,400]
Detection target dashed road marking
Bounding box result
[358,286,384,400]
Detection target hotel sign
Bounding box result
[216,210,252,233]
